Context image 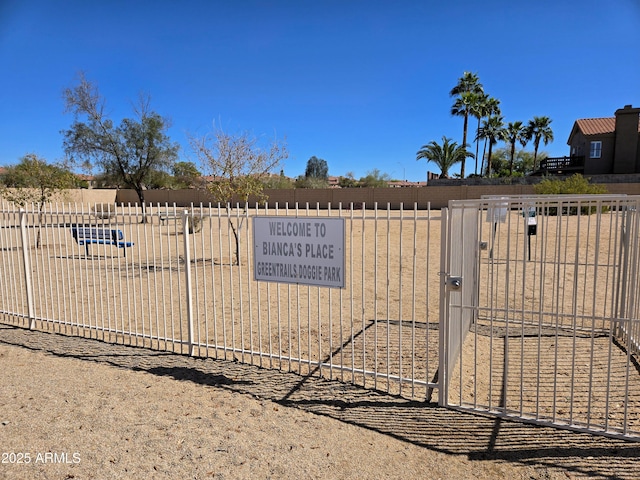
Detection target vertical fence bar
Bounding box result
[327,202,334,379]
[411,203,417,398]
[360,202,366,386]
[438,207,449,407]
[398,202,404,396]
[338,202,344,381]
[230,204,238,359]
[182,210,195,356]
[385,204,391,393]
[19,208,36,329]
[373,202,379,390]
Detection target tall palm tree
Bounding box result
[504,121,528,176]
[450,72,483,178]
[471,94,501,175]
[449,71,483,97]
[524,116,554,171]
[416,136,474,179]
[476,115,505,177]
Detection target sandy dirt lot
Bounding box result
[2,205,640,479]
[1,324,640,480]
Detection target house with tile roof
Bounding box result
[566,104,640,175]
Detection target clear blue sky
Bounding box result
[1,0,639,181]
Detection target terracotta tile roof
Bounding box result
[575,116,640,136]
[575,117,616,135]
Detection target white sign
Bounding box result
[253,217,345,288]
[486,197,509,224]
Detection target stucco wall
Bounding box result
[0,189,118,205]
[108,181,640,210]
[6,180,637,210]
[108,184,541,209]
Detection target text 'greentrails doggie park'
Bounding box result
[253,217,345,288]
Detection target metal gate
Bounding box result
[440,195,640,441]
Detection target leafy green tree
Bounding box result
[524,116,554,172]
[171,161,202,189]
[304,156,329,180]
[450,72,484,178]
[262,170,295,189]
[416,136,474,179]
[476,115,505,177]
[504,121,528,176]
[91,171,124,188]
[144,169,174,189]
[62,72,179,218]
[297,156,329,188]
[189,127,288,265]
[487,147,536,177]
[295,175,329,188]
[0,154,76,247]
[338,172,358,188]
[358,169,391,187]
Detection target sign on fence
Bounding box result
[253,216,345,288]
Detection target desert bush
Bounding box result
[183,214,204,234]
[533,174,608,215]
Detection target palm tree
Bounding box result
[416,136,474,179]
[504,121,528,176]
[450,72,483,178]
[471,94,501,175]
[476,115,505,177]
[524,116,554,171]
[449,71,483,97]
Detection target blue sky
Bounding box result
[1,0,639,181]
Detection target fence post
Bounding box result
[182,210,195,356]
[438,207,448,406]
[19,209,36,330]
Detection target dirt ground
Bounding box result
[1,324,639,480]
[0,204,640,480]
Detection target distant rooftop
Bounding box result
[575,117,617,136]
[575,110,640,136]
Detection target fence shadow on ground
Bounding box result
[1,324,638,480]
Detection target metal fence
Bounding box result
[442,195,640,440]
[1,198,640,441]
[0,202,440,401]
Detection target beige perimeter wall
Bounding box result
[5,183,640,210]
[111,182,640,210]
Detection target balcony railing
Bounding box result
[538,155,585,173]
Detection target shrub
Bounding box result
[533,174,608,215]
[184,214,204,234]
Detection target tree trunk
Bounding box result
[135,187,148,223]
[231,221,240,266]
[480,139,488,177]
[461,113,469,178]
[474,117,481,175]
[225,204,241,266]
[36,206,44,249]
[509,144,516,176]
